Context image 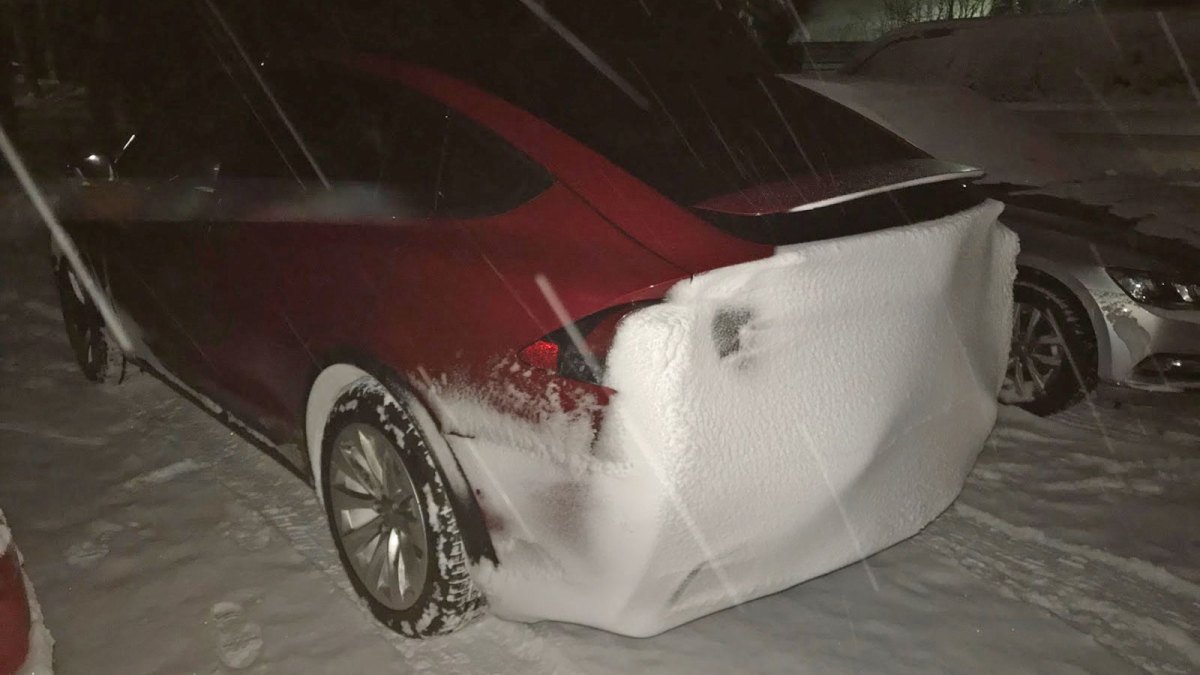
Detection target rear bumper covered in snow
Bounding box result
[431,200,1017,636]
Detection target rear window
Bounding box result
[389,1,926,205]
[519,74,924,206]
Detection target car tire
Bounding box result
[320,378,483,637]
[53,259,129,385]
[1002,275,1099,416]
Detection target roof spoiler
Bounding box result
[693,159,984,217]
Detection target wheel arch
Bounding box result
[304,355,497,565]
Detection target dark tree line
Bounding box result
[992,0,1197,12]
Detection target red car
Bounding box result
[57,4,1016,637]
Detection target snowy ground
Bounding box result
[1,231,1198,674]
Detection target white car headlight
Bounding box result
[1107,268,1200,310]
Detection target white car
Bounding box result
[787,75,1200,415]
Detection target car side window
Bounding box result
[267,66,552,219]
[430,113,553,218]
[116,86,223,184]
[117,74,285,188]
[265,71,443,216]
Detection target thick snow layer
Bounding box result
[852,11,1200,104]
[845,12,1200,176]
[2,235,1196,672]
[786,76,1089,186]
[427,200,1017,635]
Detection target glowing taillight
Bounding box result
[517,301,658,384]
[518,339,560,371]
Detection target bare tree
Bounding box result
[879,0,995,26]
[990,0,1094,14]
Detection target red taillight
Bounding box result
[517,301,658,384]
[518,339,560,371]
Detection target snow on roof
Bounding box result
[786,75,1088,186]
[847,10,1200,104]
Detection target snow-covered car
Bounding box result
[55,3,1016,637]
[0,511,51,675]
[840,10,1200,176]
[786,75,1200,415]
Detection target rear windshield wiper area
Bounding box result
[696,180,986,246]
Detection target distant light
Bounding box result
[86,154,100,162]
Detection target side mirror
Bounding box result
[70,153,115,183]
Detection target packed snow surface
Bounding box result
[427,200,1017,635]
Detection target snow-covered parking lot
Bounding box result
[1,235,1197,674]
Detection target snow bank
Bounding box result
[433,200,1017,636]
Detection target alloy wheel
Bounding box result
[328,423,428,611]
[1001,301,1069,404]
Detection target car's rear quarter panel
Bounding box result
[204,182,686,438]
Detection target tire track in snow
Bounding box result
[926,504,1200,675]
[1054,404,1200,449]
[0,421,107,447]
[118,458,205,490]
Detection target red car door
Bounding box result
[193,69,526,441]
